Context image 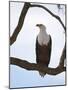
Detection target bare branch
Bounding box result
[30,4,66,31]
[10,57,66,75]
[10,2,31,45]
[59,43,66,67]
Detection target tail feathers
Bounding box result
[39,72,46,77]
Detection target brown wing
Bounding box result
[36,36,39,63]
[48,35,52,62]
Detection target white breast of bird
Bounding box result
[38,31,50,46]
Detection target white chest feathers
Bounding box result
[38,31,50,46]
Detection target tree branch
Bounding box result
[59,43,66,67]
[10,57,66,75]
[10,2,31,45]
[30,4,66,31]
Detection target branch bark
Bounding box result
[10,57,66,75]
[59,43,66,67]
[10,2,30,45]
[30,4,66,31]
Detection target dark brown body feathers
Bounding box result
[36,35,52,77]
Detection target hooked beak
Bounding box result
[36,24,40,27]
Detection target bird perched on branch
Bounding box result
[36,24,52,77]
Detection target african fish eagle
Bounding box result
[36,24,52,77]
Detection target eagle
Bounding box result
[36,24,52,77]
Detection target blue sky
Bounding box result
[10,2,66,88]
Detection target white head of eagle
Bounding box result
[36,24,52,77]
